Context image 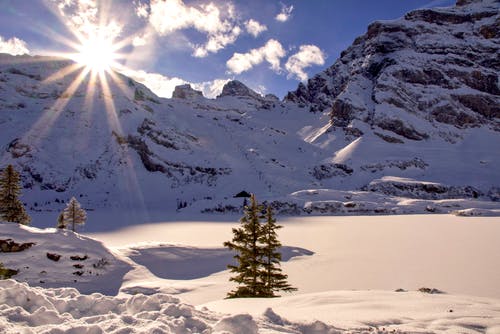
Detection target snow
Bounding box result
[0,0,499,332]
[0,223,131,295]
[0,47,499,217]
[452,208,500,216]
[205,290,500,333]
[2,214,500,333]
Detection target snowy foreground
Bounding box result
[1,214,500,333]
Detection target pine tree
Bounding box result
[260,206,297,297]
[56,212,66,229]
[62,197,86,232]
[224,194,266,298]
[0,164,31,225]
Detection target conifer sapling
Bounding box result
[62,197,86,232]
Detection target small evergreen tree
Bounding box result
[0,164,31,225]
[62,197,86,232]
[224,194,266,298]
[260,206,297,296]
[56,212,66,229]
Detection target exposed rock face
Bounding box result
[217,80,262,99]
[363,178,483,200]
[217,80,281,110]
[172,84,203,99]
[285,0,500,139]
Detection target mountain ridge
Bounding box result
[0,0,498,222]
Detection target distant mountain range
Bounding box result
[0,0,498,219]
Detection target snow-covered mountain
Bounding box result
[0,0,498,219]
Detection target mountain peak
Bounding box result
[172,84,204,99]
[217,80,261,99]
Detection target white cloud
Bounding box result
[135,2,149,18]
[226,39,286,74]
[144,0,241,57]
[245,19,267,38]
[193,25,241,58]
[123,69,229,99]
[192,79,230,98]
[51,0,122,40]
[123,69,186,98]
[132,35,147,47]
[0,36,30,55]
[285,45,326,81]
[275,3,293,22]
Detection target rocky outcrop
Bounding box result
[217,80,262,100]
[285,0,500,138]
[124,135,231,187]
[217,80,281,110]
[0,239,35,252]
[172,84,203,99]
[363,178,483,200]
[311,163,353,180]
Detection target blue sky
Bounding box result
[0,0,455,98]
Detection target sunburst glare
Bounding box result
[11,0,149,213]
[71,35,119,73]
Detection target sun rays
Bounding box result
[3,0,150,212]
[70,35,119,74]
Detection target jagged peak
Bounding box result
[172,84,204,99]
[217,80,261,99]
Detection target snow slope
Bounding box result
[0,223,131,294]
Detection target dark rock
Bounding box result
[431,105,479,128]
[393,68,449,87]
[364,179,483,200]
[330,100,357,127]
[0,264,18,279]
[361,158,428,172]
[70,255,89,261]
[446,69,500,95]
[46,252,61,262]
[455,94,500,119]
[480,21,500,39]
[345,127,364,138]
[376,119,429,141]
[0,239,35,252]
[418,287,444,294]
[311,163,353,180]
[374,132,404,143]
[366,58,397,78]
[7,138,31,158]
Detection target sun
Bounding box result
[73,35,119,73]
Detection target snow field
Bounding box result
[1,214,500,333]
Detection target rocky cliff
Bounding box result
[285,0,499,142]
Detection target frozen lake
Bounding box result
[89,214,500,302]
